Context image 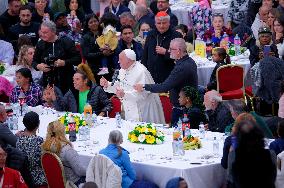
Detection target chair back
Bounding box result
[109,96,122,118]
[217,64,244,93]
[159,93,173,124]
[86,154,122,188]
[41,151,66,188]
[276,151,284,188]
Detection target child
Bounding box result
[206,47,230,91]
[96,12,119,75]
[269,120,284,155]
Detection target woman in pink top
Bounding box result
[279,80,284,118]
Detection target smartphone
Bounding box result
[263,45,271,57]
[143,31,149,39]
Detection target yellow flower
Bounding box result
[135,127,142,133]
[60,117,65,124]
[82,121,86,126]
[145,135,155,144]
[130,134,138,142]
[141,127,148,133]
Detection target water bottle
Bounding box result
[85,125,90,140]
[93,114,98,127]
[184,126,191,138]
[177,118,182,131]
[199,122,205,139]
[78,126,85,141]
[234,34,241,56]
[115,112,122,128]
[177,138,185,156]
[182,114,190,138]
[66,14,72,27]
[213,137,219,156]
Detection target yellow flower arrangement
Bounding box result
[183,135,202,150]
[128,124,165,144]
[58,112,86,134]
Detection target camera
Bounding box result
[45,54,56,68]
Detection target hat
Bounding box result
[123,49,136,61]
[258,26,272,36]
[155,11,169,18]
[54,12,66,22]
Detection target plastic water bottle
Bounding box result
[177,138,185,156]
[234,34,241,56]
[213,137,219,156]
[78,126,85,141]
[199,122,205,139]
[177,118,182,131]
[93,114,98,127]
[184,126,191,138]
[66,14,72,27]
[115,112,122,128]
[85,125,90,140]
[182,114,190,138]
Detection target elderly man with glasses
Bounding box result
[135,38,197,126]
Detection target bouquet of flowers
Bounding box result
[183,135,202,150]
[58,112,86,134]
[0,62,5,75]
[128,124,165,145]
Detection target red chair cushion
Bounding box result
[245,86,253,97]
[220,89,244,100]
[42,153,65,188]
[109,96,121,118]
[217,65,244,92]
[159,95,173,124]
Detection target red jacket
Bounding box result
[1,167,28,188]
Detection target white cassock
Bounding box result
[104,61,165,124]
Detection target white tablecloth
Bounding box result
[171,0,231,26]
[191,54,251,87]
[15,114,226,188]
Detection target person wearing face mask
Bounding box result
[134,38,197,126]
[203,13,233,47]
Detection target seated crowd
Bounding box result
[0,0,283,187]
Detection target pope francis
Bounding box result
[100,49,165,124]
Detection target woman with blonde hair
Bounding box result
[42,120,86,186]
[3,45,42,84]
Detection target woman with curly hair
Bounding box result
[42,120,86,186]
[63,63,112,115]
[178,86,207,129]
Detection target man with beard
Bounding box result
[8,5,40,47]
[135,38,197,126]
[32,20,81,94]
[0,0,22,37]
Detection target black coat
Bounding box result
[145,54,198,107]
[249,43,279,67]
[207,61,226,91]
[64,83,112,115]
[32,36,81,94]
[182,106,207,129]
[141,28,182,84]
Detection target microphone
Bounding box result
[111,69,119,86]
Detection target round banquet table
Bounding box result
[15,113,226,188]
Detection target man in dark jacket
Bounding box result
[0,0,21,37]
[32,20,81,95]
[114,25,143,65]
[141,11,182,84]
[135,38,198,125]
[203,90,234,132]
[8,5,40,47]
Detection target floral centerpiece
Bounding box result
[58,112,86,134]
[183,135,202,150]
[0,63,5,75]
[128,124,165,144]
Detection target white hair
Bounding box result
[108,130,123,145]
[207,90,223,102]
[170,38,187,54]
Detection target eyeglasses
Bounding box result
[169,48,179,52]
[212,13,223,17]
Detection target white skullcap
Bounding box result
[123,49,136,61]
